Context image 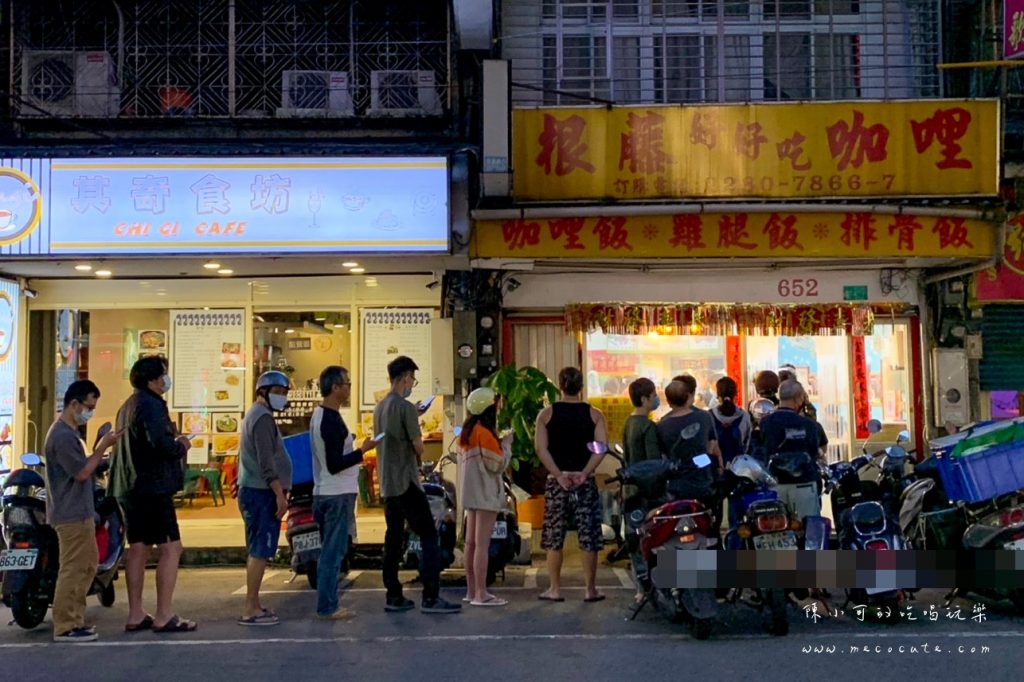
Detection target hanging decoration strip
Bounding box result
[564,302,905,337]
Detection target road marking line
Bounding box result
[612,568,634,588]
[232,570,284,595]
[258,585,633,595]
[2,630,1022,650]
[523,567,538,590]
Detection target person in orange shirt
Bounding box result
[457,387,511,607]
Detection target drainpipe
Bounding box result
[111,0,125,89]
[471,203,1000,221]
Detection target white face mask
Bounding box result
[161,374,173,394]
[268,393,288,412]
[74,407,94,426]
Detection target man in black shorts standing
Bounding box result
[535,367,608,603]
[109,356,196,633]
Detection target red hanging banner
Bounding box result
[726,336,743,408]
[851,336,871,439]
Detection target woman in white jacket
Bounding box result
[456,387,511,607]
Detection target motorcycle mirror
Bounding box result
[692,454,712,469]
[586,441,608,455]
[896,429,911,445]
[886,446,908,459]
[866,419,883,434]
[20,453,42,467]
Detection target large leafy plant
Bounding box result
[486,364,559,480]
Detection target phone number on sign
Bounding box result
[615,174,899,196]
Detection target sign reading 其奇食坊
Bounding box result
[472,212,995,260]
[0,157,448,256]
[512,100,999,201]
[1007,0,1024,60]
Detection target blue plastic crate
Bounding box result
[283,432,313,486]
[936,439,1024,503]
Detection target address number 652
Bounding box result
[777,278,819,298]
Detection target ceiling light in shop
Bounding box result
[74,264,92,272]
[333,324,345,329]
[342,262,359,268]
[217,269,234,275]
[349,267,365,274]
[284,328,295,334]
[365,279,378,287]
[95,270,112,278]
[204,262,221,270]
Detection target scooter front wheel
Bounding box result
[305,561,319,590]
[10,590,48,629]
[689,618,713,640]
[763,588,790,636]
[100,582,116,607]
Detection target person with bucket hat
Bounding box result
[457,387,512,606]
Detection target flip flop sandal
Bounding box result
[583,595,607,603]
[537,594,565,602]
[124,614,154,632]
[153,615,199,633]
[470,596,508,607]
[237,612,279,627]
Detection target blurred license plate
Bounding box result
[0,549,38,571]
[293,532,321,553]
[753,531,797,550]
[866,587,892,595]
[491,521,507,540]
[1004,538,1024,550]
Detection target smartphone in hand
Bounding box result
[416,395,436,413]
[93,422,114,450]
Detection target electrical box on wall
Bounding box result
[452,310,477,380]
[933,348,970,428]
[429,318,454,395]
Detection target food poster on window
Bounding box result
[186,435,210,465]
[170,309,245,411]
[139,329,168,358]
[0,279,18,470]
[359,309,434,409]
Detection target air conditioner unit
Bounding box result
[369,70,441,116]
[277,70,354,118]
[20,50,120,117]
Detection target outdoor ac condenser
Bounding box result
[368,70,441,116]
[277,70,354,117]
[20,50,120,117]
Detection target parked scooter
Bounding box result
[947,520,1024,611]
[604,443,719,640]
[404,452,458,574]
[285,481,322,589]
[0,452,126,629]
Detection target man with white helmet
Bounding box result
[237,371,293,626]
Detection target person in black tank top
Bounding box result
[534,367,608,603]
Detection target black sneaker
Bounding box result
[421,597,462,614]
[385,596,415,613]
[54,628,98,643]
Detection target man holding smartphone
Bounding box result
[44,380,120,642]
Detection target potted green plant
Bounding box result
[486,363,559,496]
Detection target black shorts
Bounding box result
[123,493,181,546]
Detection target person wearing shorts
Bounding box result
[237,371,293,626]
[534,367,608,603]
[110,356,196,634]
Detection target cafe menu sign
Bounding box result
[0,156,448,256]
[169,309,246,412]
[0,278,19,470]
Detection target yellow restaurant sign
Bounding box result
[471,212,995,259]
[512,100,999,201]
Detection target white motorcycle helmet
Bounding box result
[749,398,776,423]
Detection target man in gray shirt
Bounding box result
[374,356,459,614]
[44,380,120,643]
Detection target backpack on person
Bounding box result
[711,412,745,466]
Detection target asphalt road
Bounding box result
[1,564,1022,682]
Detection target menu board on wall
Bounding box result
[360,309,433,409]
[0,279,19,470]
[170,309,245,411]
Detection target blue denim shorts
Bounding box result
[239,487,280,560]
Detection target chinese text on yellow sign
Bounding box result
[512,100,999,201]
[472,213,995,260]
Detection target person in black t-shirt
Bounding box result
[759,380,821,521]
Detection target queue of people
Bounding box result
[38,352,826,643]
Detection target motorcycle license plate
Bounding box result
[292,532,321,554]
[1003,538,1024,550]
[491,521,508,540]
[0,549,38,571]
[752,531,798,550]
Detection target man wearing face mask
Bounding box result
[44,380,121,642]
[237,371,293,625]
[111,356,196,633]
